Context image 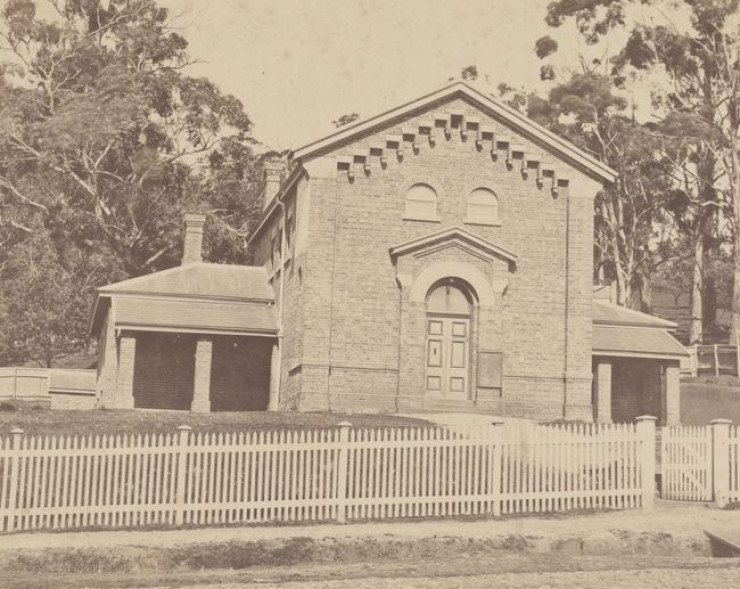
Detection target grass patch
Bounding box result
[0,408,431,437]
[681,376,740,425]
[1,535,539,576]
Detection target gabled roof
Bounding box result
[90,262,277,336]
[593,300,677,329]
[389,226,517,267]
[293,81,617,183]
[593,326,688,359]
[99,262,274,301]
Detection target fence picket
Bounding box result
[0,420,658,533]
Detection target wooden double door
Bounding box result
[425,315,470,399]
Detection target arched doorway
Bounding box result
[425,279,474,399]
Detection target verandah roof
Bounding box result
[90,262,278,337]
[592,300,687,360]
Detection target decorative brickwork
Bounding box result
[253,93,608,420]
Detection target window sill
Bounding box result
[402,215,441,223]
[464,218,501,227]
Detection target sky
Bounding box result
[159,0,572,152]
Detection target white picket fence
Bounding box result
[661,425,713,501]
[659,420,740,507]
[726,425,740,506]
[0,419,656,533]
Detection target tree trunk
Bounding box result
[729,114,740,345]
[690,230,704,345]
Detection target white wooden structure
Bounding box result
[661,425,713,501]
[0,418,657,533]
[660,419,740,507]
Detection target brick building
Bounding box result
[91,81,686,422]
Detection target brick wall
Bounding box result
[256,95,601,419]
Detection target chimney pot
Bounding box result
[183,213,206,265]
[263,161,283,210]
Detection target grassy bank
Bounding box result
[681,375,740,425]
[0,406,431,437]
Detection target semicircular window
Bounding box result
[466,187,499,225]
[404,183,438,221]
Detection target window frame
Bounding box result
[401,180,442,223]
[464,186,501,227]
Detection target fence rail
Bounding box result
[685,344,740,377]
[0,418,656,533]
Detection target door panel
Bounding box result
[427,340,443,367]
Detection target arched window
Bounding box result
[466,187,499,225]
[426,281,472,315]
[404,183,438,221]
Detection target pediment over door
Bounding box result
[389,227,517,304]
[389,226,517,269]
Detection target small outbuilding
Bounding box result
[592,300,687,425]
[90,216,278,412]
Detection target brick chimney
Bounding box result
[182,213,206,264]
[263,161,283,210]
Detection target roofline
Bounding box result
[114,324,278,337]
[593,320,678,330]
[248,165,306,246]
[593,300,677,329]
[98,262,271,294]
[592,349,688,360]
[292,81,617,183]
[105,291,275,305]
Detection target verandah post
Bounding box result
[174,425,192,526]
[636,416,657,510]
[335,422,351,524]
[6,428,24,533]
[711,418,732,508]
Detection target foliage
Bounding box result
[0,229,96,366]
[332,113,360,128]
[528,69,673,309]
[534,0,740,340]
[0,0,263,364]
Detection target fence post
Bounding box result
[711,418,732,508]
[6,428,24,533]
[714,344,720,377]
[636,416,657,510]
[174,425,192,526]
[335,422,351,524]
[491,421,504,517]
